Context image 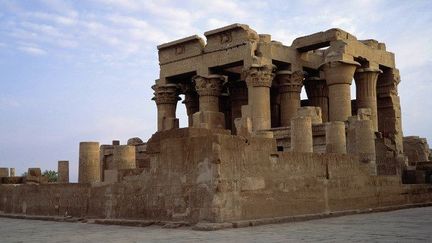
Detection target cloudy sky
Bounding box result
[0,0,431,181]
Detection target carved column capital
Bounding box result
[244,64,275,88]
[354,68,382,81]
[152,84,180,105]
[275,70,304,93]
[320,60,360,86]
[193,75,225,97]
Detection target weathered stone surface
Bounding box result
[9,168,15,177]
[0,168,8,177]
[296,106,322,125]
[2,24,432,227]
[127,137,144,146]
[403,136,430,165]
[57,161,69,183]
[78,142,100,183]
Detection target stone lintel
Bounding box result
[158,35,205,65]
[204,23,251,37]
[204,23,259,53]
[292,28,357,52]
[157,35,204,50]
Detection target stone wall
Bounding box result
[1,129,432,223]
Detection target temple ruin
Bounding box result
[1,24,432,228]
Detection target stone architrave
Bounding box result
[244,64,275,131]
[276,70,304,126]
[321,60,360,122]
[152,84,180,131]
[354,68,382,131]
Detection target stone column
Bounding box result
[0,168,8,177]
[245,64,275,131]
[58,160,69,183]
[354,68,382,131]
[229,81,248,132]
[193,75,226,129]
[9,168,15,177]
[276,70,304,127]
[291,116,313,152]
[346,116,359,155]
[355,119,377,175]
[321,61,360,122]
[152,84,180,131]
[183,91,199,127]
[100,144,114,181]
[179,83,199,127]
[113,145,136,170]
[305,77,329,122]
[78,141,100,183]
[194,75,224,112]
[325,121,346,154]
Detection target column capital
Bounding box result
[320,60,360,86]
[275,70,304,93]
[152,84,180,105]
[244,64,275,88]
[193,74,225,97]
[355,67,382,74]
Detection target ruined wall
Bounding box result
[1,129,432,223]
[213,134,428,222]
[0,184,89,217]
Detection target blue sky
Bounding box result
[0,0,431,181]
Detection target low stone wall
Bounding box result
[1,129,432,224]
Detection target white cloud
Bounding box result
[18,46,47,56]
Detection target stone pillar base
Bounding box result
[193,111,225,129]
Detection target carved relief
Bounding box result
[175,45,185,55]
[220,32,232,44]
